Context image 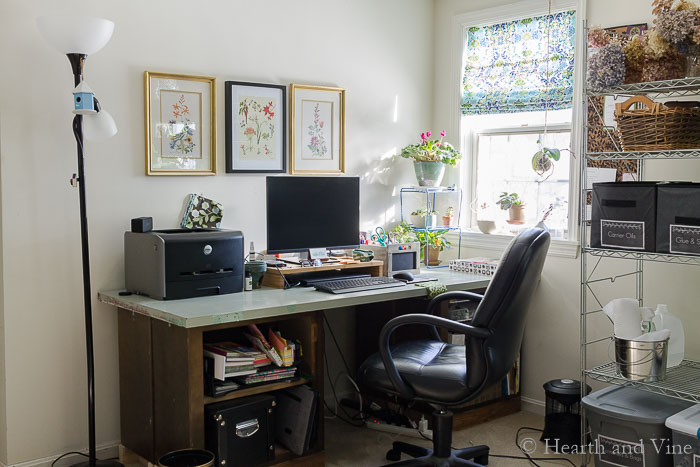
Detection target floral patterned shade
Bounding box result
[461,10,576,115]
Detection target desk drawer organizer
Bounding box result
[205,394,276,467]
[656,183,700,255]
[591,182,658,252]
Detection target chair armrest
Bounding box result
[378,313,491,400]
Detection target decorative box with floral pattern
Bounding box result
[180,194,223,229]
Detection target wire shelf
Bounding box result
[588,77,700,97]
[585,360,700,403]
[583,247,700,265]
[400,186,460,194]
[586,149,700,160]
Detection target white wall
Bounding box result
[434,0,700,410]
[0,0,433,463]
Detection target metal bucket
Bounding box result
[614,337,669,382]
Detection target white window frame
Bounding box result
[448,0,587,258]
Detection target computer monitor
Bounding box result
[266,176,360,254]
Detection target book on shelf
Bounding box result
[224,367,257,378]
[203,342,259,362]
[268,329,295,367]
[245,324,284,367]
[236,368,297,385]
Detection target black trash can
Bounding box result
[540,379,591,452]
[158,449,215,467]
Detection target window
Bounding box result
[456,2,581,244]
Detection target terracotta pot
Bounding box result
[442,215,453,227]
[424,246,441,266]
[508,205,526,223]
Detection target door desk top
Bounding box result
[98,269,490,328]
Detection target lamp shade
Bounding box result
[36,16,114,55]
[84,110,117,141]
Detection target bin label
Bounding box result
[597,434,645,466]
[669,224,700,256]
[601,220,645,250]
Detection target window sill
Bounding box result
[447,231,579,259]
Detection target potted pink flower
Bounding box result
[400,130,462,186]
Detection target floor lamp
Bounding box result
[36,16,122,467]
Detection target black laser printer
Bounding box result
[124,228,244,300]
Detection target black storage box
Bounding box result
[591,182,658,252]
[656,182,700,255]
[205,394,276,467]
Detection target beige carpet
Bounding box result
[325,410,584,466]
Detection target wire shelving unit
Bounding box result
[580,61,700,466]
[399,186,463,268]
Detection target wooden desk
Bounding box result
[99,269,490,466]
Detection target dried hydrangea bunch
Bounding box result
[623,34,646,83]
[643,51,686,81]
[657,8,696,43]
[645,29,675,58]
[587,43,626,90]
[588,26,611,48]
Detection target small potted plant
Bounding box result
[410,208,437,229]
[442,206,455,227]
[416,229,451,266]
[497,192,526,224]
[391,221,417,243]
[400,130,463,187]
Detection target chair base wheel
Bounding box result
[474,455,488,465]
[386,448,402,462]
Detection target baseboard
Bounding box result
[521,396,545,415]
[0,442,120,467]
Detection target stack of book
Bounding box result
[203,324,300,391]
[204,342,271,381]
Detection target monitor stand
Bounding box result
[279,251,340,265]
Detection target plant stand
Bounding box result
[400,186,463,268]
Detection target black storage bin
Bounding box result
[205,394,276,467]
[656,182,700,255]
[591,182,658,252]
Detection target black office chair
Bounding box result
[358,227,550,466]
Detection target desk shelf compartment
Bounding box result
[399,186,463,269]
[116,308,325,466]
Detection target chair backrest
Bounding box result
[466,227,550,393]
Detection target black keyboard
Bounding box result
[313,276,406,294]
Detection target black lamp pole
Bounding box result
[66,52,122,467]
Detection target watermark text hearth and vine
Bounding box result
[519,437,696,457]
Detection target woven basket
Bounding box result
[614,95,700,151]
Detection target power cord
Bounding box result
[51,452,89,467]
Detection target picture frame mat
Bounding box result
[145,71,216,175]
[227,82,285,172]
[291,85,344,174]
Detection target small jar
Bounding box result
[244,271,253,291]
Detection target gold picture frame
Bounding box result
[145,71,217,175]
[289,83,345,175]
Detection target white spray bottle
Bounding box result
[652,304,685,368]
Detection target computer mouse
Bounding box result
[393,271,414,282]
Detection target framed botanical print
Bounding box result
[145,71,216,175]
[225,81,286,173]
[289,84,345,174]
